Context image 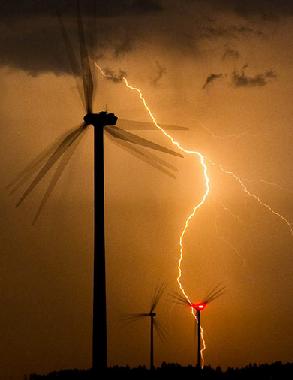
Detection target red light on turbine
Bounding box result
[191,303,207,311]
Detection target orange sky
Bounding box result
[0,1,293,379]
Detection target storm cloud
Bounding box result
[202,73,224,89]
[0,0,290,75]
[152,61,167,86]
[103,68,127,83]
[231,66,277,87]
[222,47,240,60]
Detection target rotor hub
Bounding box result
[83,111,118,127]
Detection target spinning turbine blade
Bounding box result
[117,118,188,131]
[204,285,225,304]
[32,128,86,224]
[204,283,223,301]
[150,283,165,312]
[122,312,149,321]
[105,126,184,158]
[77,0,94,113]
[120,312,150,328]
[57,10,85,112]
[170,290,191,306]
[16,125,85,207]
[7,126,83,194]
[106,132,177,179]
[153,319,167,342]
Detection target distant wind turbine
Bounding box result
[172,284,225,369]
[124,284,166,370]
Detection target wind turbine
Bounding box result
[124,284,166,370]
[173,284,225,369]
[11,2,185,374]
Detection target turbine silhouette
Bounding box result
[124,284,166,370]
[10,1,185,374]
[172,284,225,369]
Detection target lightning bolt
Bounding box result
[94,63,293,367]
[214,164,293,237]
[119,76,210,365]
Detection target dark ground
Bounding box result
[29,361,293,379]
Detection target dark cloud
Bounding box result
[231,66,277,87]
[113,35,134,58]
[131,0,163,13]
[202,73,223,89]
[0,0,163,18]
[190,0,293,19]
[222,47,240,60]
[152,61,167,86]
[103,68,127,83]
[200,24,263,39]
[0,0,163,74]
[0,0,286,75]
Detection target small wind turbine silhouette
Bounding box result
[173,284,225,369]
[125,284,166,370]
[10,1,185,374]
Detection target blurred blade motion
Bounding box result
[16,124,86,208]
[150,283,165,312]
[32,129,85,224]
[77,0,94,113]
[153,319,167,342]
[169,291,190,306]
[57,9,85,112]
[117,118,188,131]
[105,126,184,158]
[106,132,178,179]
[122,312,149,321]
[7,126,84,194]
[204,284,226,304]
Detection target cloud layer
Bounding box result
[0,0,290,75]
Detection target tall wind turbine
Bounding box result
[173,284,225,369]
[125,284,166,370]
[12,2,184,374]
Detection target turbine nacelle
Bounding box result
[83,111,118,128]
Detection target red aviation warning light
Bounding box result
[191,303,207,311]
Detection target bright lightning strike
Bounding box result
[119,76,210,364]
[94,62,293,367]
[95,62,209,363]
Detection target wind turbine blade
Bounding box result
[106,126,184,158]
[106,132,177,179]
[117,119,188,131]
[153,319,168,342]
[169,291,191,306]
[204,283,222,301]
[16,125,85,207]
[205,288,225,304]
[150,283,165,312]
[204,284,226,304]
[32,128,86,224]
[56,10,85,112]
[7,127,83,194]
[120,313,149,327]
[204,283,223,300]
[122,313,149,321]
[77,0,94,113]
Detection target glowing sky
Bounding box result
[0,1,293,379]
